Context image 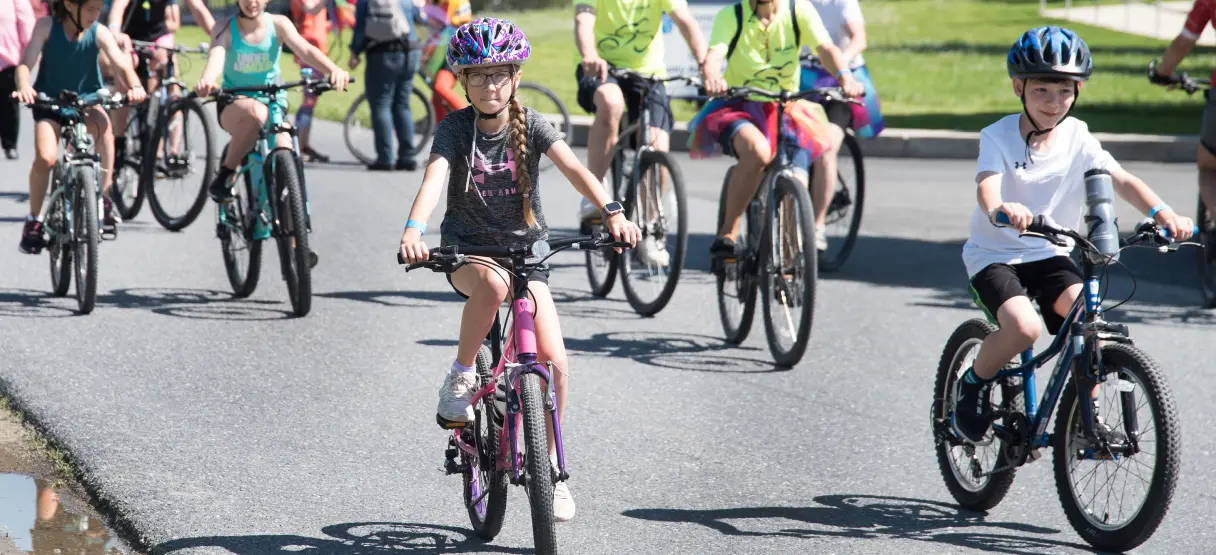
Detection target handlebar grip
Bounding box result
[993,211,1011,226]
[992,212,1053,233]
[1161,225,1200,239]
[397,252,406,265]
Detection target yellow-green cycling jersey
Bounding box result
[708,0,832,93]
[574,0,687,77]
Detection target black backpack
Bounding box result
[726,0,801,61]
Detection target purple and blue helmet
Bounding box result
[446,17,531,71]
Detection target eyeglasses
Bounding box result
[465,70,515,87]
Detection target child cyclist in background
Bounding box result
[290,0,332,162]
[951,26,1194,445]
[398,18,641,522]
[193,0,349,203]
[420,0,471,121]
[11,0,147,253]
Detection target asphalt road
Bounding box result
[1,118,1214,555]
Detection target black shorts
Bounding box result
[1202,89,1216,156]
[31,107,66,125]
[969,256,1083,335]
[823,99,853,130]
[445,259,551,299]
[575,65,674,136]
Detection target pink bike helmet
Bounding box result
[446,17,531,71]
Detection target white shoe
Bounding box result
[437,370,477,422]
[815,224,828,252]
[553,480,576,522]
[634,235,670,268]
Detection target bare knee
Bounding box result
[736,135,773,168]
[473,270,510,307]
[593,86,625,123]
[1005,311,1042,346]
[1199,146,1216,172]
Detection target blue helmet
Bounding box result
[1007,26,1093,81]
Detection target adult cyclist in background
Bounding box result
[106,0,215,179]
[574,0,714,267]
[419,0,471,121]
[1150,0,1216,222]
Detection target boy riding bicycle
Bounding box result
[951,26,1194,445]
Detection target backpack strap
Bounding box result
[790,0,800,47]
[726,2,743,61]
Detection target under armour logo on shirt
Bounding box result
[1014,161,1027,170]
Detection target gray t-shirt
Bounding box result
[432,106,562,251]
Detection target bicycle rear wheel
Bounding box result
[1196,195,1216,307]
[516,82,571,172]
[217,153,262,298]
[71,165,100,315]
[619,150,686,316]
[112,110,146,220]
[761,173,817,366]
[583,148,623,297]
[518,373,557,555]
[47,176,72,297]
[343,89,435,166]
[1053,343,1180,552]
[146,98,215,231]
[715,166,757,344]
[270,149,312,317]
[465,345,508,539]
[818,133,864,272]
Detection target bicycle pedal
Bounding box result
[435,414,469,429]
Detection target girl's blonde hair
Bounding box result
[506,96,536,228]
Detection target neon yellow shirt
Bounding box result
[574,0,687,76]
[708,0,831,92]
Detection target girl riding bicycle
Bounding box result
[11,0,146,253]
[693,0,861,258]
[193,0,349,202]
[397,17,640,522]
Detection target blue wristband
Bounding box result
[836,68,852,80]
[405,219,426,235]
[1148,204,1170,218]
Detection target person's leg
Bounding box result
[84,106,120,230]
[440,258,513,422]
[633,79,675,266]
[208,98,269,200]
[364,51,395,168]
[391,48,420,170]
[810,124,845,251]
[716,123,772,242]
[20,119,61,254]
[295,64,327,162]
[432,67,466,121]
[529,278,577,522]
[0,67,20,155]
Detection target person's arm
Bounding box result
[14,0,36,49]
[547,140,641,247]
[973,128,1031,230]
[193,27,229,96]
[1154,34,1197,79]
[107,0,133,50]
[302,0,327,15]
[800,2,860,96]
[1110,168,1195,240]
[574,3,606,82]
[398,153,450,262]
[698,6,732,96]
[350,0,368,57]
[96,25,146,102]
[838,0,866,62]
[165,4,182,33]
[668,3,707,69]
[183,0,216,37]
[273,14,351,89]
[12,17,50,104]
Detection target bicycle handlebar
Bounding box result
[1147,58,1210,95]
[396,232,631,272]
[992,211,1197,251]
[192,76,357,101]
[131,39,209,55]
[22,89,130,111]
[608,68,701,87]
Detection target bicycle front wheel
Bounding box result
[112,110,146,220]
[465,345,508,539]
[583,148,623,297]
[217,152,262,298]
[71,166,100,315]
[146,98,216,231]
[271,149,313,317]
[619,150,687,316]
[47,176,72,297]
[716,166,757,344]
[761,173,817,366]
[819,133,864,272]
[1053,343,1180,552]
[343,89,435,166]
[518,373,557,555]
[1196,195,1216,307]
[516,83,571,172]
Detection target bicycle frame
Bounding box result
[219,92,310,241]
[39,110,101,224]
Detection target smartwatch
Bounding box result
[600,201,624,221]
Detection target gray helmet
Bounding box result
[1007,26,1093,81]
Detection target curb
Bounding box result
[563,115,1202,162]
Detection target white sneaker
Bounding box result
[437,370,477,422]
[815,224,828,252]
[553,480,576,522]
[634,235,670,268]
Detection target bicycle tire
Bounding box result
[343,89,435,166]
[47,173,72,297]
[465,345,508,539]
[584,149,623,297]
[218,151,262,298]
[818,133,864,272]
[112,105,148,220]
[146,98,215,231]
[71,165,100,315]
[1053,343,1180,552]
[619,150,687,316]
[1196,195,1216,308]
[270,149,312,317]
[518,373,557,555]
[932,318,1019,511]
[516,82,571,172]
[715,166,757,344]
[761,173,817,366]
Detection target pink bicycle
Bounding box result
[398,232,626,555]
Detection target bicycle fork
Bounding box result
[505,297,568,486]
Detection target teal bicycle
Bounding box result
[199,72,347,317]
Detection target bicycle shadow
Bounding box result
[316,289,464,308]
[97,287,294,320]
[0,191,29,203]
[153,521,532,555]
[0,288,79,318]
[623,494,1107,554]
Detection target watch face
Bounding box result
[604,202,623,214]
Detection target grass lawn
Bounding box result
[177,0,1216,134]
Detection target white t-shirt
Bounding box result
[807,0,865,69]
[962,115,1121,278]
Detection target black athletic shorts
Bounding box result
[445,259,551,299]
[969,256,1082,335]
[575,65,674,136]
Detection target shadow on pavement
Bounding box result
[0,288,79,317]
[623,494,1109,555]
[98,287,293,320]
[0,190,30,203]
[153,521,531,555]
[316,289,464,307]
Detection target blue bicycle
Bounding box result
[198,71,346,317]
[932,212,1188,551]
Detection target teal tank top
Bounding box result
[222,15,286,109]
[33,21,104,97]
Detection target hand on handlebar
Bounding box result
[605,213,641,254]
[991,202,1033,232]
[328,70,351,92]
[12,86,37,105]
[1152,207,1195,241]
[399,227,429,265]
[581,56,609,84]
[839,74,864,98]
[193,79,219,98]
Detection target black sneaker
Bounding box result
[208,167,236,202]
[19,220,44,254]
[709,236,738,276]
[395,158,417,171]
[4,148,17,160]
[951,371,994,445]
[303,147,330,164]
[102,196,120,236]
[367,162,394,171]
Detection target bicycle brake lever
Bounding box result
[1020,231,1069,247]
